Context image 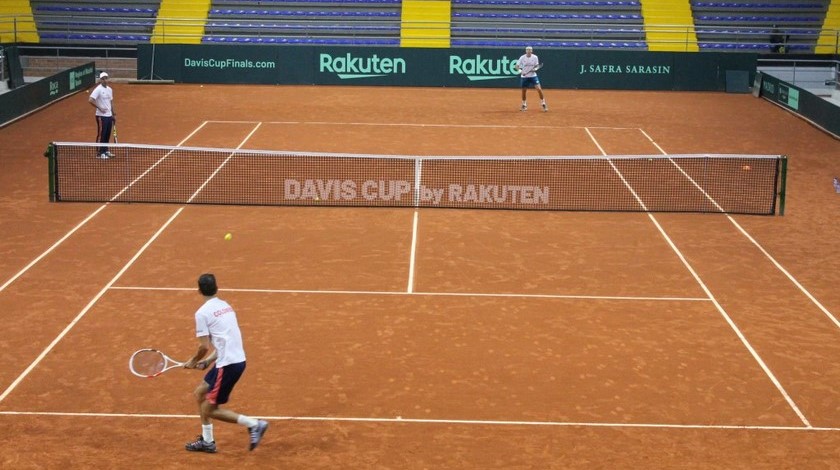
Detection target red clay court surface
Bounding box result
[1,84,839,468]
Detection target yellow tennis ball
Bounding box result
[224,233,232,241]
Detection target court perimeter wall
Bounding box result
[138,45,756,91]
[757,72,840,137]
[0,61,95,127]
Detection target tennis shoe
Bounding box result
[97,153,110,160]
[248,420,269,451]
[105,151,114,158]
[520,103,527,111]
[542,102,548,112]
[185,436,217,453]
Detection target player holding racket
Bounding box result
[515,46,548,112]
[183,273,268,453]
[88,72,116,159]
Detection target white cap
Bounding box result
[525,46,533,51]
[99,72,109,79]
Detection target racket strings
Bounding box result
[131,350,166,376]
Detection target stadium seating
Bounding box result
[449,0,647,49]
[203,0,402,44]
[20,0,833,51]
[30,0,161,43]
[691,0,829,52]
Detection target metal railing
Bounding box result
[757,57,840,95]
[2,14,839,52]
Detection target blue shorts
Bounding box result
[204,361,246,405]
[520,76,541,88]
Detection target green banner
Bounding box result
[759,73,840,137]
[138,45,756,91]
[0,61,96,126]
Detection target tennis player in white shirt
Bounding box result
[515,46,548,112]
[88,72,116,159]
[183,273,268,453]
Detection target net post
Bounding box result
[45,143,57,202]
[777,155,787,216]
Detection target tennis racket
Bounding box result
[520,63,543,75]
[129,348,187,378]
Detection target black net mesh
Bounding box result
[51,143,783,215]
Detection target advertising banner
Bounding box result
[138,44,756,91]
[1,61,95,126]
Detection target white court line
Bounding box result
[0,410,834,432]
[0,125,264,404]
[186,123,262,202]
[206,119,640,130]
[407,210,419,293]
[584,128,812,428]
[108,286,710,302]
[0,209,184,404]
[0,123,209,294]
[0,207,106,292]
[109,121,210,201]
[639,129,840,331]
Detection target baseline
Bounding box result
[109,286,711,302]
[0,410,833,432]
[209,119,642,131]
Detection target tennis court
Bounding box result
[1,85,839,468]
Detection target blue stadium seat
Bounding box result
[451,38,646,48]
[453,0,641,5]
[453,12,642,19]
[210,8,398,16]
[697,15,821,22]
[692,2,824,9]
[219,0,400,3]
[35,6,157,14]
[203,35,399,45]
[40,33,151,41]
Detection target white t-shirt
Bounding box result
[89,84,114,117]
[517,53,540,77]
[194,297,246,367]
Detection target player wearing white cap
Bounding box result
[88,71,116,159]
[515,46,548,112]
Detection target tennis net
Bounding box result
[47,142,787,215]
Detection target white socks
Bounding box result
[201,416,257,443]
[237,414,259,428]
[202,424,214,442]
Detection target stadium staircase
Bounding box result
[816,0,840,52]
[152,0,210,44]
[400,0,451,48]
[641,0,698,51]
[0,0,40,42]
